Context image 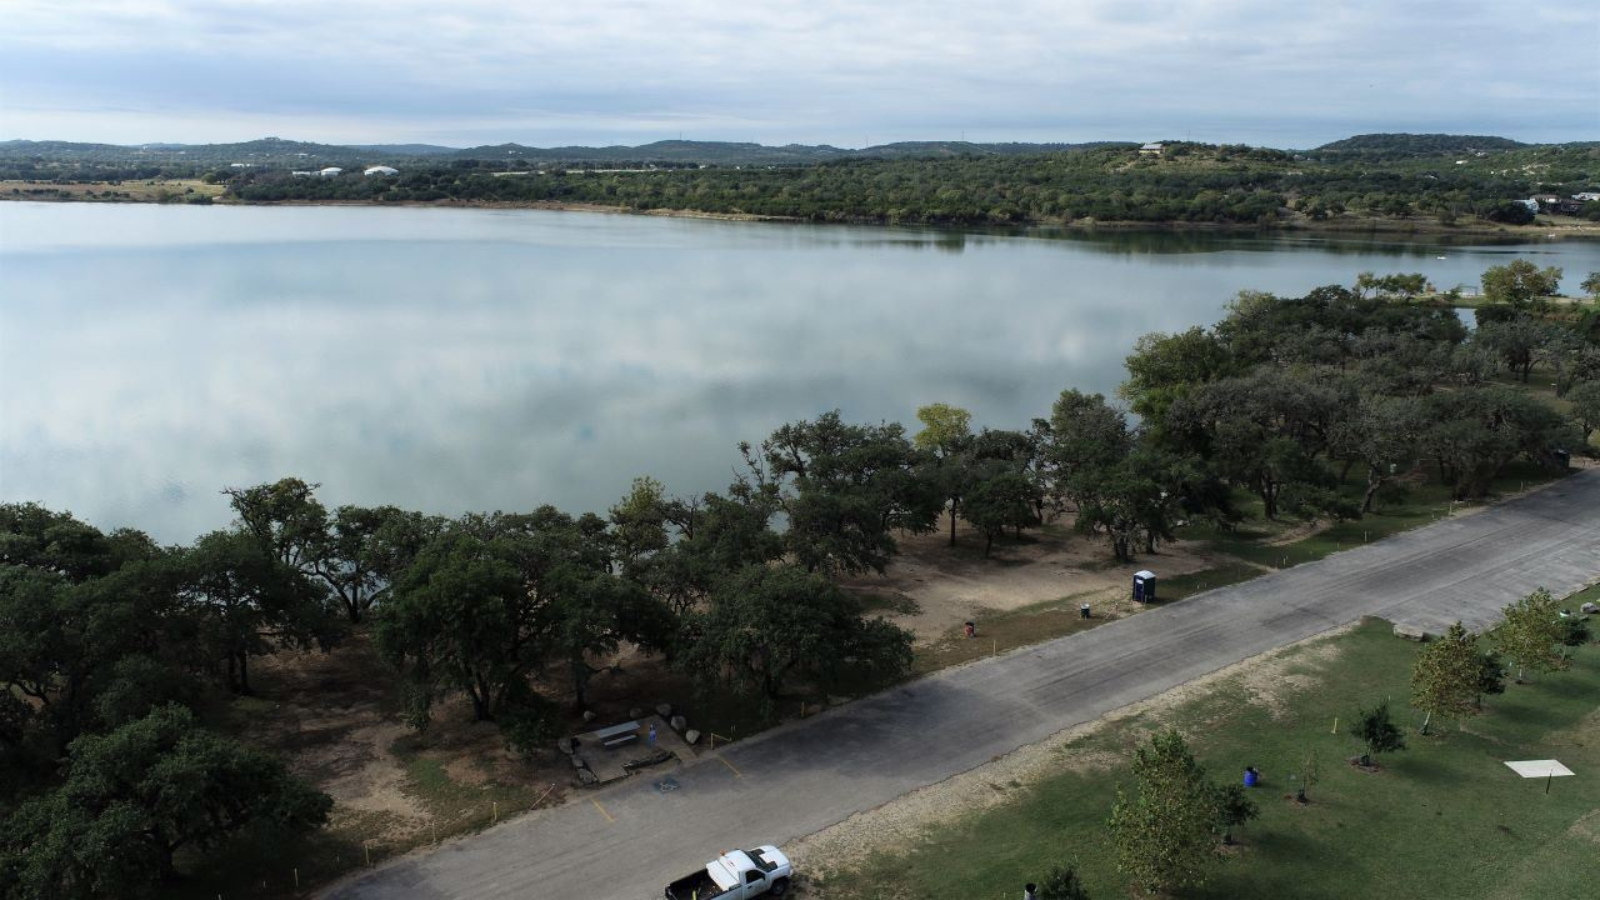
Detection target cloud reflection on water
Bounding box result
[3,203,1596,543]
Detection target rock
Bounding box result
[629,707,644,720]
[656,703,673,718]
[578,768,599,786]
[581,710,596,723]
[556,737,576,755]
[1393,623,1431,642]
[569,754,586,769]
[1581,602,1598,615]
[684,729,701,745]
[670,715,687,733]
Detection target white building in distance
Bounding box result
[364,166,399,177]
[318,167,343,177]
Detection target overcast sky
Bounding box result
[2,0,1596,148]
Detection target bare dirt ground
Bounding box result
[244,633,571,851]
[785,622,1359,881]
[843,514,1245,642]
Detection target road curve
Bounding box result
[325,469,1600,900]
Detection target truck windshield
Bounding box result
[745,850,779,873]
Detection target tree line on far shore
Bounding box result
[209,142,1600,228]
[4,263,1599,897]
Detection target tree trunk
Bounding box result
[983,533,993,558]
[949,502,958,546]
[571,656,590,710]
[236,652,252,695]
[1261,485,1278,520]
[1361,472,1383,514]
[1420,709,1432,736]
[157,841,178,882]
[468,676,492,721]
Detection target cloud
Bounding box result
[1,1,1595,147]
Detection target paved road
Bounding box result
[326,469,1600,900]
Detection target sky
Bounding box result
[1,0,1596,149]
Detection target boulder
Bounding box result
[1581,602,1598,616]
[670,715,688,733]
[556,737,576,755]
[684,729,701,745]
[1393,623,1431,642]
[656,703,673,719]
[569,754,586,770]
[581,710,596,723]
[629,707,643,720]
[578,768,599,786]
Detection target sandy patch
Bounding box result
[1567,808,1600,845]
[250,636,430,836]
[1235,640,1345,720]
[787,621,1359,878]
[320,721,427,825]
[845,515,1236,642]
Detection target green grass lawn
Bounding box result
[811,618,1600,900]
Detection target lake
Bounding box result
[3,202,1598,543]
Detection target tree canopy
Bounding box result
[745,411,942,575]
[1412,622,1490,732]
[1109,730,1227,894]
[1492,587,1570,682]
[0,704,329,900]
[675,564,913,702]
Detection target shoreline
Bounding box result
[5,190,1600,239]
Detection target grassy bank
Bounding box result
[811,616,1600,900]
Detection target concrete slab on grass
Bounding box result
[1504,760,1574,778]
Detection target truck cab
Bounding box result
[665,845,792,899]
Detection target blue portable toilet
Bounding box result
[1133,570,1157,603]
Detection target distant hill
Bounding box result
[445,139,1133,165]
[353,143,458,155]
[0,136,1136,169]
[1312,133,1527,156]
[5,133,1592,179]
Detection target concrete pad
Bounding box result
[1504,760,1574,778]
[577,716,695,784]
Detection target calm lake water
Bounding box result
[4,202,1599,543]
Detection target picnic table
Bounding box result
[592,721,640,749]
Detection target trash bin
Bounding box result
[1133,570,1157,604]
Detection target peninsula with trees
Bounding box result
[4,133,1598,234]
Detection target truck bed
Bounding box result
[665,870,728,900]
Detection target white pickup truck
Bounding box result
[664,846,792,899]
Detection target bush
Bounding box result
[1561,616,1591,647]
